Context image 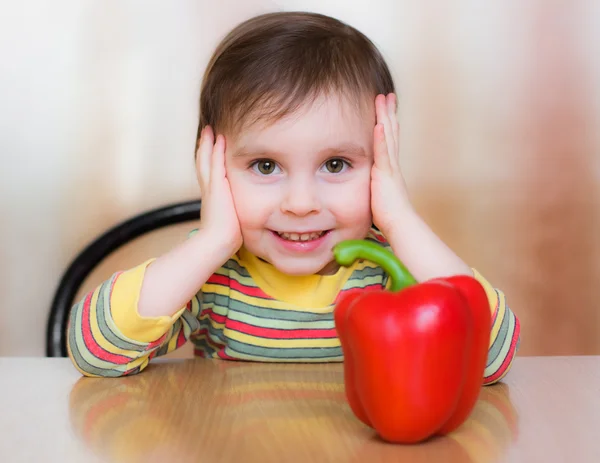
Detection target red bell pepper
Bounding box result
[333,240,491,444]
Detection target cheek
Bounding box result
[227,172,276,228]
[325,171,372,224]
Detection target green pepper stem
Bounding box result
[333,239,417,292]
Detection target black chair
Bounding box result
[46,199,201,357]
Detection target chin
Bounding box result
[272,257,333,276]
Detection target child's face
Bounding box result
[226,94,375,276]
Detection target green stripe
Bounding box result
[346,265,386,281]
[201,293,335,322]
[344,275,386,290]
[226,309,336,330]
[221,259,252,279]
[487,296,511,367]
[225,339,343,360]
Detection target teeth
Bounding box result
[278,231,325,241]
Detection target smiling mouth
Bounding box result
[274,230,330,242]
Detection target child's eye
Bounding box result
[323,158,350,174]
[251,159,280,175]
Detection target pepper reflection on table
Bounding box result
[68,360,518,463]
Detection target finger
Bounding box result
[375,94,396,167]
[211,133,227,183]
[387,93,400,155]
[196,125,214,189]
[195,126,204,182]
[373,123,391,171]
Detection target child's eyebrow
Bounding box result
[232,143,366,158]
[320,143,367,158]
[231,147,278,159]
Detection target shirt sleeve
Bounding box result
[472,269,520,385]
[67,259,202,378]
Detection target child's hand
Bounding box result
[196,126,243,253]
[371,93,412,236]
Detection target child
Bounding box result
[67,11,520,381]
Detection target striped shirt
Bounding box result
[67,227,520,383]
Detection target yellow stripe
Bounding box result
[472,268,499,316]
[164,327,180,353]
[489,289,506,347]
[123,355,149,372]
[225,329,341,348]
[453,420,497,463]
[203,283,336,312]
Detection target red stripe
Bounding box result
[176,329,187,348]
[369,229,387,243]
[484,317,521,384]
[83,393,129,440]
[225,319,338,340]
[218,350,235,360]
[146,333,167,351]
[207,274,270,298]
[80,281,133,365]
[200,307,227,324]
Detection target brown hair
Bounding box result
[198,11,395,140]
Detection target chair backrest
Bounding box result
[46,200,201,357]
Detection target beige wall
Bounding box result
[1,0,599,356]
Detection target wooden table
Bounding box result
[1,356,599,462]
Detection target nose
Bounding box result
[280,176,321,217]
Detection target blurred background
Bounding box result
[1,0,599,357]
